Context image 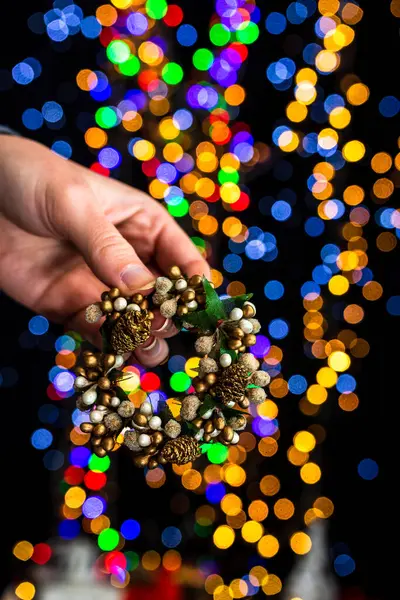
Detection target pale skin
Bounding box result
[0,135,210,366]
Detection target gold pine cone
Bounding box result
[211,362,250,405]
[110,309,152,353]
[159,435,201,465]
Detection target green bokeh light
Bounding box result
[193,48,214,71]
[207,443,229,464]
[170,371,191,392]
[218,169,240,185]
[146,0,168,19]
[236,22,259,44]
[119,55,140,76]
[194,522,213,538]
[89,453,111,472]
[168,198,189,217]
[106,40,131,64]
[125,551,140,571]
[95,107,118,129]
[162,62,184,85]
[191,236,206,249]
[210,23,231,46]
[98,528,119,551]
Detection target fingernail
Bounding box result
[120,265,154,290]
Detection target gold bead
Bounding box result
[101,291,110,302]
[101,300,113,313]
[100,392,112,407]
[228,338,242,350]
[189,274,202,287]
[148,457,159,470]
[239,345,246,353]
[243,334,257,347]
[168,265,182,279]
[102,436,115,452]
[133,413,148,427]
[132,293,143,304]
[240,397,250,409]
[204,420,214,434]
[108,311,120,323]
[192,417,203,429]
[205,373,217,386]
[152,431,164,446]
[203,433,212,442]
[148,311,155,320]
[158,455,167,465]
[222,426,234,442]
[243,304,256,318]
[182,289,196,302]
[80,423,93,434]
[74,366,86,377]
[108,287,120,299]
[196,294,206,304]
[93,424,106,437]
[87,369,100,381]
[133,454,149,468]
[231,327,245,339]
[144,445,158,455]
[91,437,102,447]
[219,438,231,446]
[94,446,107,457]
[102,354,116,370]
[195,382,207,394]
[177,305,189,317]
[97,377,111,391]
[213,416,225,431]
[140,299,149,310]
[83,354,98,368]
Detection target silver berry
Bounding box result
[113,297,127,312]
[229,308,243,321]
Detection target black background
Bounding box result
[0,1,397,597]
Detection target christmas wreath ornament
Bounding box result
[75,266,271,467]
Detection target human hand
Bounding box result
[0,136,210,366]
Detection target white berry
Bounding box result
[140,401,153,416]
[231,432,240,444]
[74,376,89,389]
[229,308,243,321]
[114,355,124,368]
[110,397,121,408]
[175,278,188,291]
[126,303,141,312]
[202,409,214,419]
[186,300,198,311]
[149,416,162,430]
[239,318,253,334]
[226,401,236,408]
[220,353,232,368]
[195,428,204,441]
[82,388,97,406]
[90,410,104,423]
[114,297,128,311]
[211,429,220,438]
[138,434,151,447]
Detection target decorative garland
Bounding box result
[75,266,270,469]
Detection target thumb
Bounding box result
[57,186,154,293]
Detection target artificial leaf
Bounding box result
[114,386,130,402]
[198,394,217,416]
[203,277,227,323]
[178,309,214,331]
[219,405,248,418]
[158,401,174,424]
[166,398,182,418]
[221,293,253,315]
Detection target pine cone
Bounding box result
[211,363,250,405]
[110,309,151,353]
[159,435,201,465]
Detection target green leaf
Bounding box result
[219,405,248,418]
[203,277,227,323]
[159,402,174,424]
[183,421,199,435]
[198,394,217,417]
[221,293,253,315]
[114,386,130,402]
[179,309,214,331]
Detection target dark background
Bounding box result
[0,1,397,597]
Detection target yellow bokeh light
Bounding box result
[241,520,264,543]
[142,550,161,571]
[316,367,338,388]
[222,216,242,238]
[185,356,200,377]
[260,475,280,496]
[337,250,359,271]
[258,436,278,457]
[371,152,392,173]
[65,486,86,509]
[13,541,34,562]
[328,351,351,372]
[295,81,317,105]
[15,582,36,600]
[294,431,316,452]
[133,139,156,161]
[306,384,328,405]
[213,525,235,549]
[315,50,340,73]
[262,574,282,596]
[181,469,202,490]
[274,498,295,520]
[220,182,241,203]
[205,575,224,594]
[290,532,312,555]
[258,535,279,558]
[342,140,366,162]
[224,84,246,106]
[286,101,308,123]
[314,496,334,517]
[221,494,243,516]
[329,106,351,129]
[287,446,309,466]
[248,500,269,522]
[224,464,246,487]
[328,274,350,295]
[278,129,300,152]
[300,462,322,484]
[159,118,180,140]
[343,184,364,206]
[296,67,317,85]
[229,578,248,599]
[346,82,369,105]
